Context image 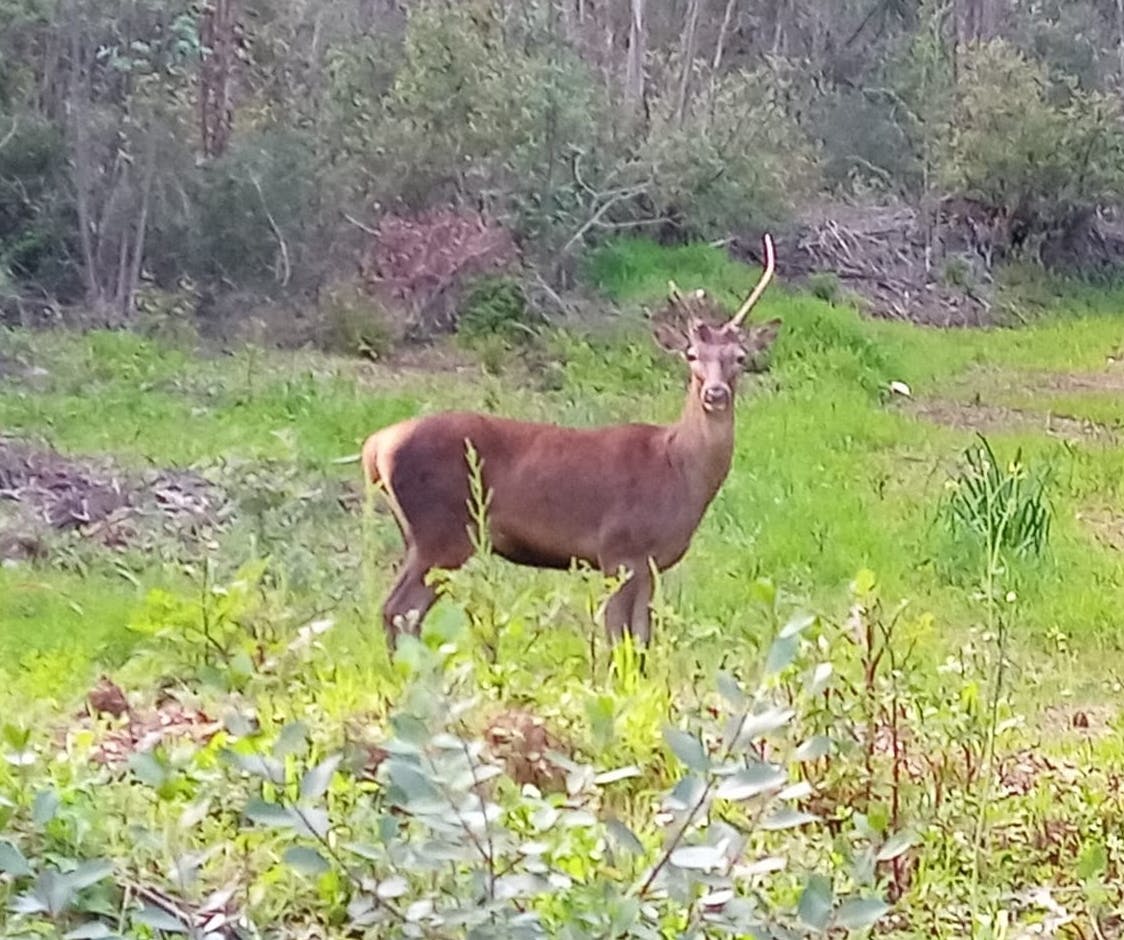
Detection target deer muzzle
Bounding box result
[702,384,732,412]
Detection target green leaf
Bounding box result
[663,727,710,772]
[290,806,330,840]
[669,845,725,871]
[283,846,330,876]
[806,662,833,697]
[66,860,114,891]
[834,897,890,930]
[764,635,799,676]
[32,788,59,827]
[759,808,818,831]
[64,923,119,939]
[727,707,793,747]
[1077,840,1108,880]
[34,869,75,916]
[798,874,833,930]
[243,798,295,830]
[592,765,641,785]
[129,752,168,789]
[876,830,918,862]
[385,760,442,805]
[376,875,409,899]
[715,764,787,801]
[0,840,31,877]
[273,721,310,759]
[225,750,285,784]
[300,755,342,801]
[132,904,191,932]
[716,671,746,707]
[851,569,877,597]
[780,612,816,638]
[606,817,644,856]
[794,736,832,762]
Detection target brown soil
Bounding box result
[74,677,221,768]
[1077,506,1124,553]
[0,436,229,559]
[905,398,1117,444]
[1039,703,1118,740]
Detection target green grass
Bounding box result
[5,240,1124,708]
[7,242,1124,936]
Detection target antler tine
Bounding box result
[727,233,776,329]
[667,279,684,304]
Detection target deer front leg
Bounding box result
[601,560,653,645]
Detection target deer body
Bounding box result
[364,236,779,648]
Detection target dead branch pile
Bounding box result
[0,437,228,556]
[359,208,520,335]
[732,201,994,327]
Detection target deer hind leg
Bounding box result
[382,547,438,649]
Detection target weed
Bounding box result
[807,271,842,304]
[458,276,534,340]
[941,433,1053,561]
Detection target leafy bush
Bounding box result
[641,67,820,238]
[370,1,602,216]
[318,282,397,360]
[0,115,76,297]
[939,41,1124,240]
[458,276,535,343]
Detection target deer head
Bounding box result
[652,234,781,414]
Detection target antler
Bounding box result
[727,233,775,329]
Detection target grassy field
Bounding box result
[3,241,1124,935]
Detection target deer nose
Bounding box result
[702,384,731,411]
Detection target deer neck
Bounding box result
[668,386,736,507]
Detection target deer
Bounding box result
[361,235,780,650]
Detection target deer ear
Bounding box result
[652,321,689,354]
[746,317,782,354]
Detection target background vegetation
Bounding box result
[5,0,1124,334]
[5,0,1124,937]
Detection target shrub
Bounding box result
[458,276,534,342]
[939,41,1124,239]
[318,282,397,360]
[640,67,820,238]
[807,272,842,304]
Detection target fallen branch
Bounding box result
[250,174,291,288]
[342,211,379,237]
[0,115,17,152]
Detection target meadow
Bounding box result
[2,241,1124,937]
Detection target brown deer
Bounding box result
[362,235,780,649]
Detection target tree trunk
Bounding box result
[122,129,158,322]
[623,0,646,126]
[711,0,738,73]
[65,6,102,311]
[674,0,703,127]
[200,0,238,159]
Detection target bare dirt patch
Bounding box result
[1039,703,1118,741]
[1077,506,1124,553]
[0,436,230,559]
[905,398,1117,444]
[67,676,221,768]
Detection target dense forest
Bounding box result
[2,0,1124,338]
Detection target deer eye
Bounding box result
[735,350,747,364]
[685,348,699,362]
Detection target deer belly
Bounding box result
[488,509,601,571]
